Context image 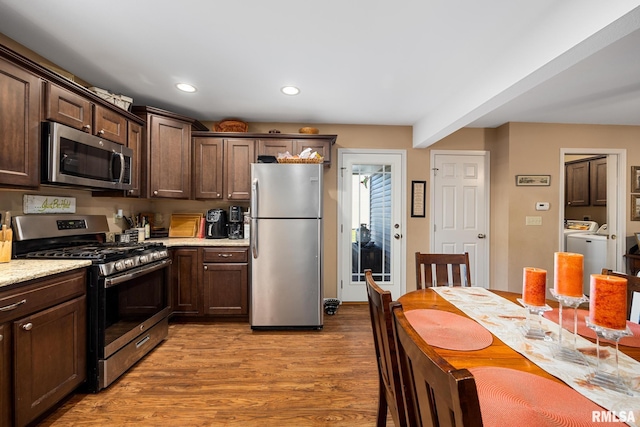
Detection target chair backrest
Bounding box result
[365,270,408,427]
[601,268,640,320]
[390,302,483,427]
[415,252,472,289]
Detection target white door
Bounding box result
[431,151,490,288]
[337,149,406,302]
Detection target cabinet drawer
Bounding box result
[202,248,248,263]
[45,83,92,131]
[0,270,86,323]
[94,105,127,144]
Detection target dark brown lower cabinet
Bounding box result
[171,247,201,315]
[14,296,86,427]
[0,269,86,427]
[0,323,10,427]
[170,247,249,318]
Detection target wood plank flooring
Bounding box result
[38,304,392,426]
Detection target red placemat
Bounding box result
[543,308,640,348]
[405,309,493,351]
[470,366,626,426]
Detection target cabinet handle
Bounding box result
[218,253,232,258]
[0,335,3,342]
[83,124,91,132]
[228,194,231,198]
[98,129,105,135]
[0,299,26,312]
[204,265,208,270]
[153,191,158,196]
[22,323,33,331]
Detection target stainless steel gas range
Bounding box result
[13,214,171,392]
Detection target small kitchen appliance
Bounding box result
[205,209,227,239]
[228,206,244,239]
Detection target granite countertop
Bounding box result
[0,259,92,289]
[0,238,248,289]
[152,237,250,247]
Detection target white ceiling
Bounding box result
[1,0,639,148]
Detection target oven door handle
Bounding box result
[104,259,172,288]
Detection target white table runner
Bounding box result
[432,286,640,426]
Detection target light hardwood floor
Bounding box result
[39,304,391,426]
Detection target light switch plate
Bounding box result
[526,216,543,226]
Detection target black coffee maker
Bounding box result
[228,206,243,239]
[205,209,227,239]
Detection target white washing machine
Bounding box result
[566,231,607,296]
[563,220,599,249]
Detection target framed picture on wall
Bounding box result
[632,195,640,221]
[632,166,640,192]
[411,181,426,217]
[515,175,550,186]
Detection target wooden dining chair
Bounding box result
[415,252,472,289]
[365,270,408,427]
[601,268,640,320]
[390,302,483,427]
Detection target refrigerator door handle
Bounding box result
[251,218,258,259]
[251,178,259,258]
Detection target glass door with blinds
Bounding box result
[338,150,405,302]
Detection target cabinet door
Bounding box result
[590,157,607,206]
[294,139,331,165]
[0,59,41,187]
[257,139,294,158]
[225,139,255,201]
[45,83,92,131]
[171,248,201,315]
[127,121,143,197]
[202,262,248,316]
[149,115,191,198]
[94,104,127,144]
[0,323,10,427]
[14,295,86,427]
[193,137,224,199]
[565,161,589,206]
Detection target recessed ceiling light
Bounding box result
[176,83,197,93]
[281,86,300,96]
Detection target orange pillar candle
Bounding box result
[523,267,547,306]
[553,252,584,297]
[589,274,628,330]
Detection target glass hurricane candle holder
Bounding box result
[585,318,633,395]
[550,289,589,365]
[517,298,552,341]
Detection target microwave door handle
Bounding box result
[116,152,125,183]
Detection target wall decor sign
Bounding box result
[411,180,426,218]
[515,175,550,186]
[23,195,76,214]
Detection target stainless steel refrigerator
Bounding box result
[250,163,323,330]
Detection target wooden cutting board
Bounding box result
[168,213,203,237]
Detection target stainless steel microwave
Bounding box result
[42,122,133,191]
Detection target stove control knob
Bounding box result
[139,255,149,264]
[114,261,125,271]
[124,258,135,268]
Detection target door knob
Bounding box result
[611,234,617,240]
[394,233,402,239]
[478,234,486,239]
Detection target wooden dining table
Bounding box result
[398,288,640,384]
